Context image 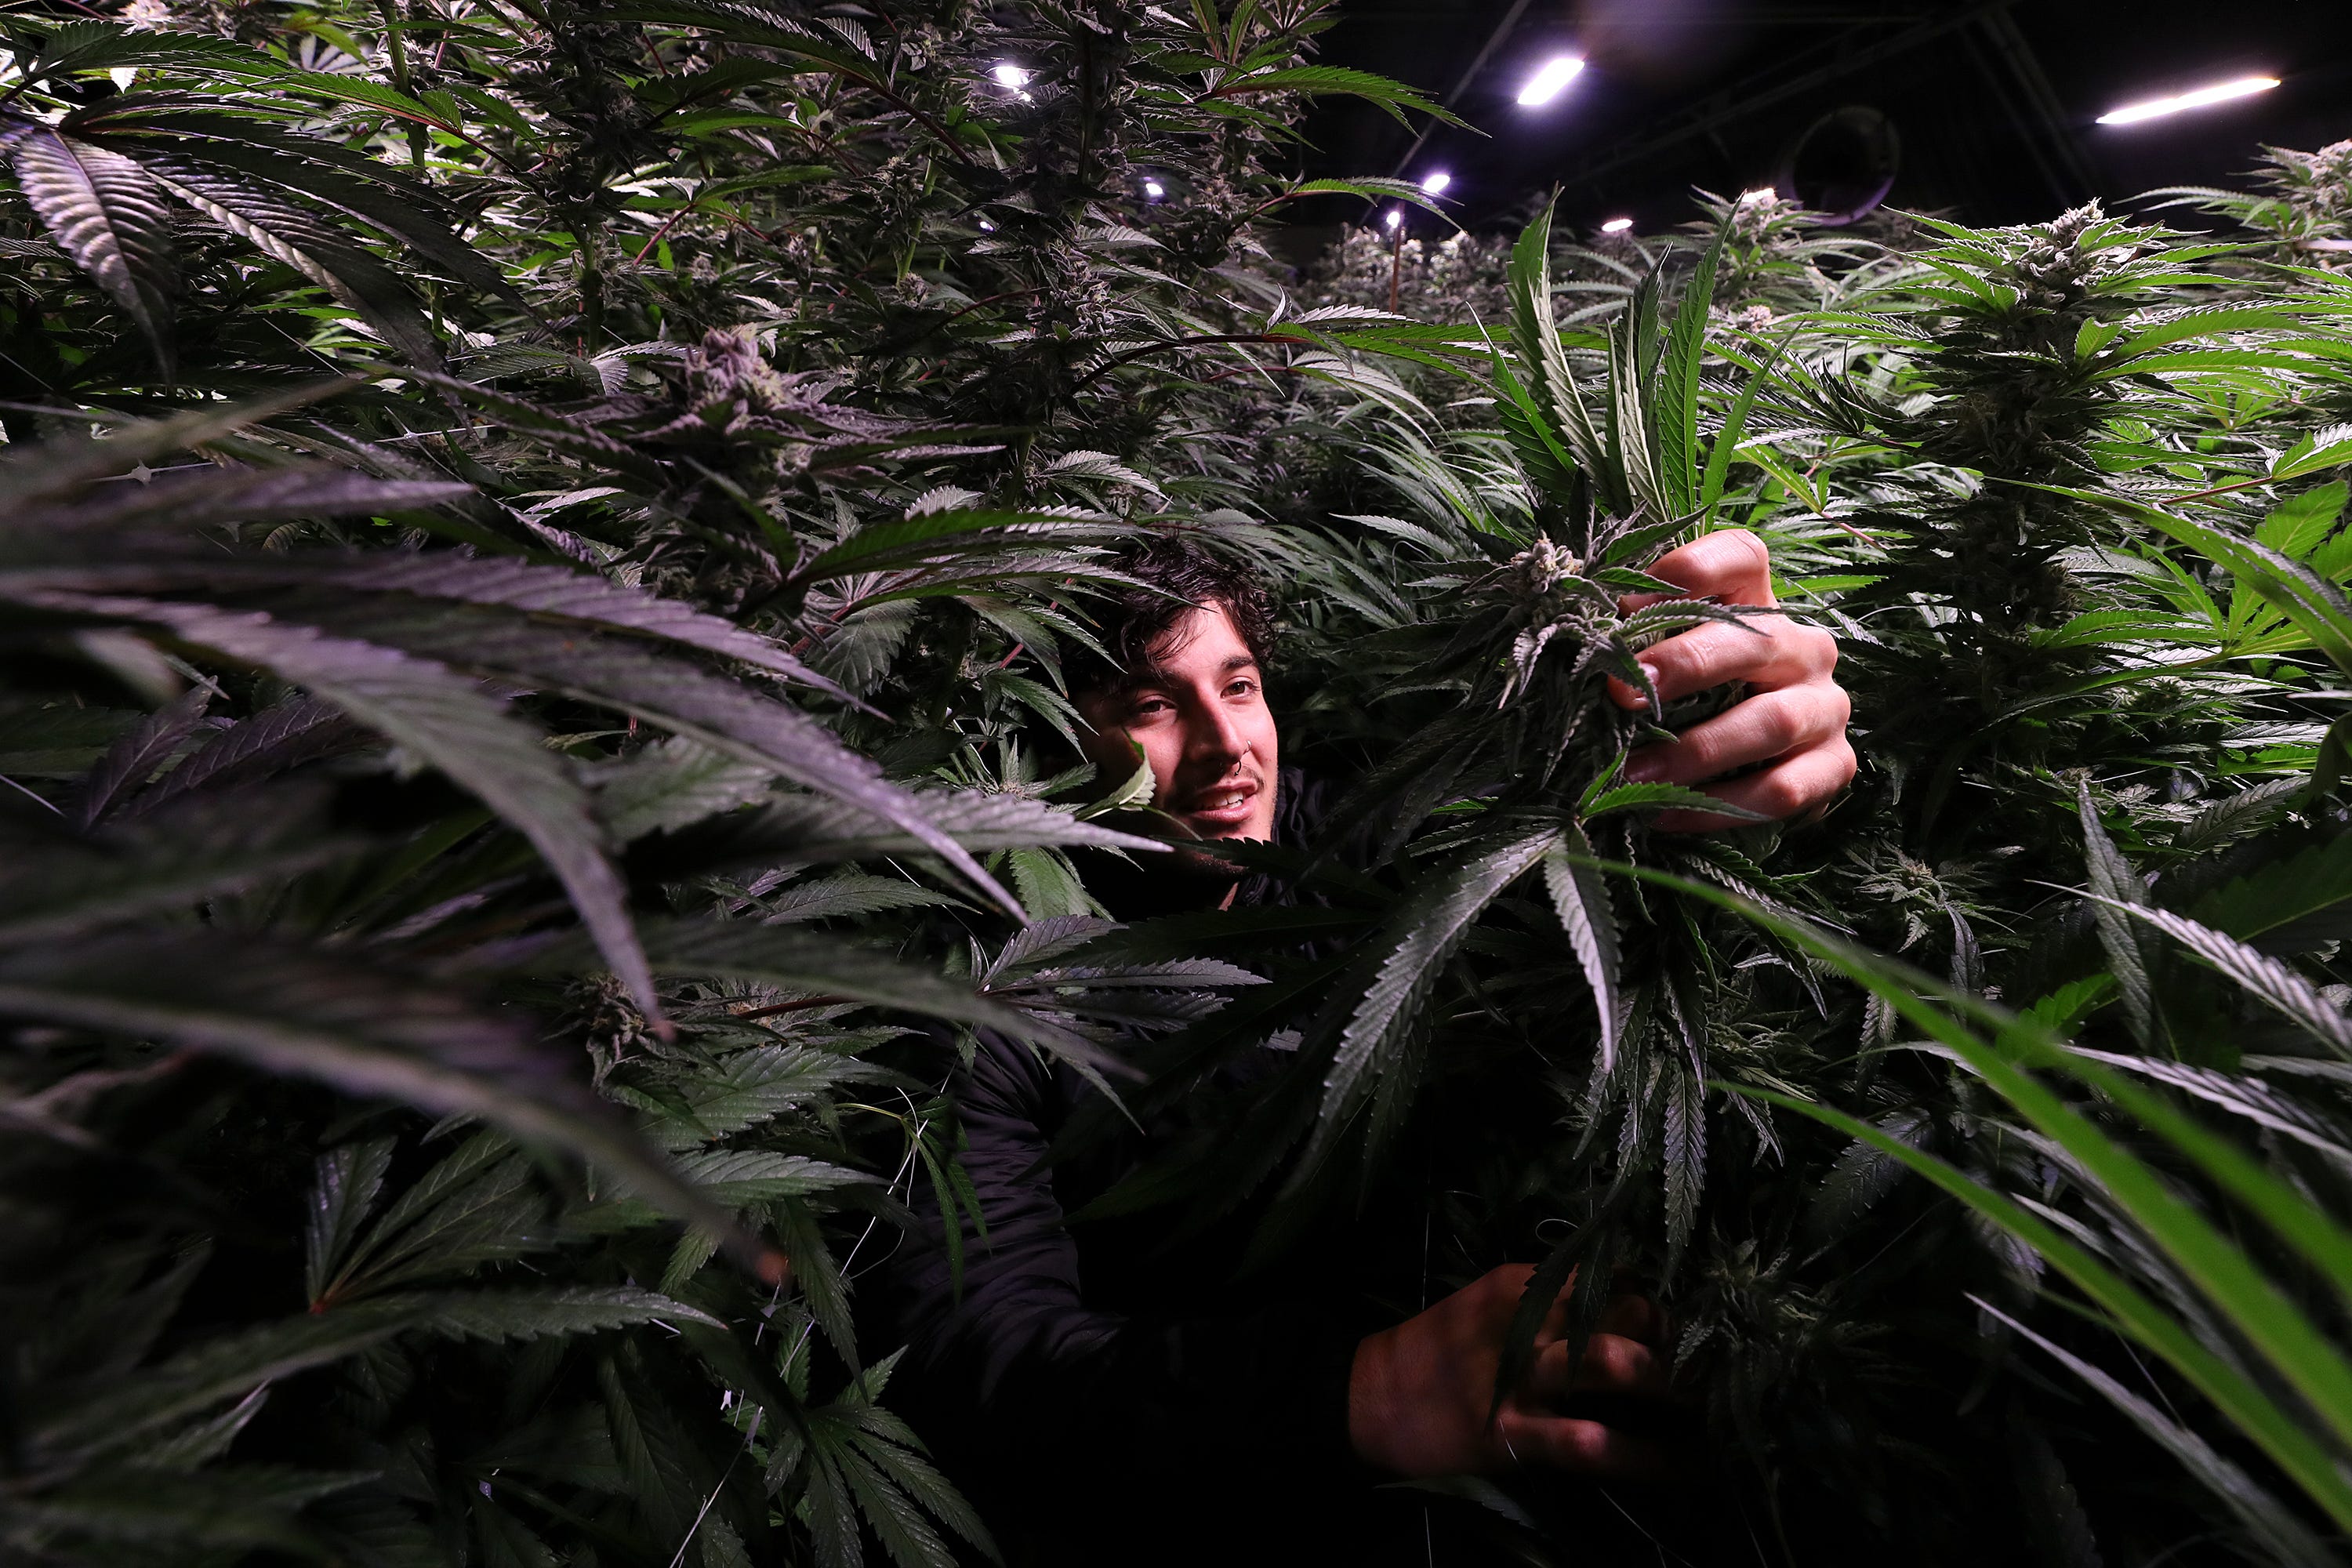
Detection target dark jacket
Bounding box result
[867,770,1421,1565]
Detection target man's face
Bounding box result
[1073,601,1279,843]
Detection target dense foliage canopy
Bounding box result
[5,1,2352,1563]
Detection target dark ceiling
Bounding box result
[1290,0,2352,238]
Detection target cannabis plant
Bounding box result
[1209,188,2352,1559]
[2153,139,2352,274]
[9,0,2352,1558]
[0,2,1474,1563]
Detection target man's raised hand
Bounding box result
[1348,1264,1668,1478]
[1604,528,1855,833]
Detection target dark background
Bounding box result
[1287,0,2352,238]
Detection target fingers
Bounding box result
[1652,734,1858,834]
[1497,1269,1660,1358]
[1524,1278,1657,1348]
[1595,1290,1663,1345]
[1529,1333,1667,1400]
[1624,684,1851,789]
[1493,1408,1667,1478]
[1630,528,1775,610]
[1475,1263,1581,1348]
[1607,612,1836,710]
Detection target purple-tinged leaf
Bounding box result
[4,125,179,372]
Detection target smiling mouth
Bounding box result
[1178,781,1258,829]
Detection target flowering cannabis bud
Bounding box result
[1506,537,1584,602]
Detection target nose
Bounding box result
[1187,698,1247,771]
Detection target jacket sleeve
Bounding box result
[870,1027,1367,1535]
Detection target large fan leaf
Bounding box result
[23,20,276,82]
[3,590,658,1026]
[0,383,361,506]
[29,1300,422,1461]
[3,125,179,371]
[1629,858,2352,1528]
[303,1138,394,1305]
[71,684,209,829]
[0,931,779,1279]
[1301,829,1557,1178]
[2078,783,2157,1047]
[1977,1298,2340,1568]
[279,602,1025,917]
[1504,201,1612,510]
[1542,826,1621,1072]
[0,784,358,945]
[1656,233,1723,517]
[71,106,519,304]
[17,466,470,543]
[560,918,1112,1072]
[2192,833,2352,948]
[2094,895,2352,1057]
[3,1465,359,1552]
[670,1149,873,1201]
[2062,486,2352,676]
[131,151,442,368]
[376,1285,723,1341]
[130,697,360,815]
[799,509,1127,582]
[321,552,855,701]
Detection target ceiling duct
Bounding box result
[1773,103,1901,224]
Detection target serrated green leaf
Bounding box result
[1581,781,1770,822]
[5,125,178,372]
[386,1285,722,1341]
[1542,827,1620,1071]
[1301,829,1555,1181]
[9,592,661,1026]
[303,1137,394,1305]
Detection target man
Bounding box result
[875,529,1853,1562]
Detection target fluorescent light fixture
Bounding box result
[1600,216,1634,234]
[2096,74,2278,125]
[1517,56,1584,107]
[1143,180,1165,198]
[1385,208,1403,229]
[991,63,1031,89]
[1421,171,1453,195]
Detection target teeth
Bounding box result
[1201,792,1243,810]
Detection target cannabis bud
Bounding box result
[1504,537,1584,604]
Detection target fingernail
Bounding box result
[1635,662,1661,702]
[1623,753,1667,783]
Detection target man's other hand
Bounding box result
[1348,1264,1668,1478]
[1604,528,1854,833]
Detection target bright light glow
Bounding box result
[1385,208,1403,230]
[977,218,996,232]
[2096,74,2278,125]
[991,63,1031,89]
[1143,180,1165,198]
[1600,216,1633,233]
[1516,55,1585,107]
[1421,171,1452,195]
[1739,187,1776,202]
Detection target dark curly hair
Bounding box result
[1065,538,1276,696]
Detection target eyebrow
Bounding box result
[1128,652,1259,691]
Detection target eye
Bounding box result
[1224,676,1258,699]
[1128,695,1175,721]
